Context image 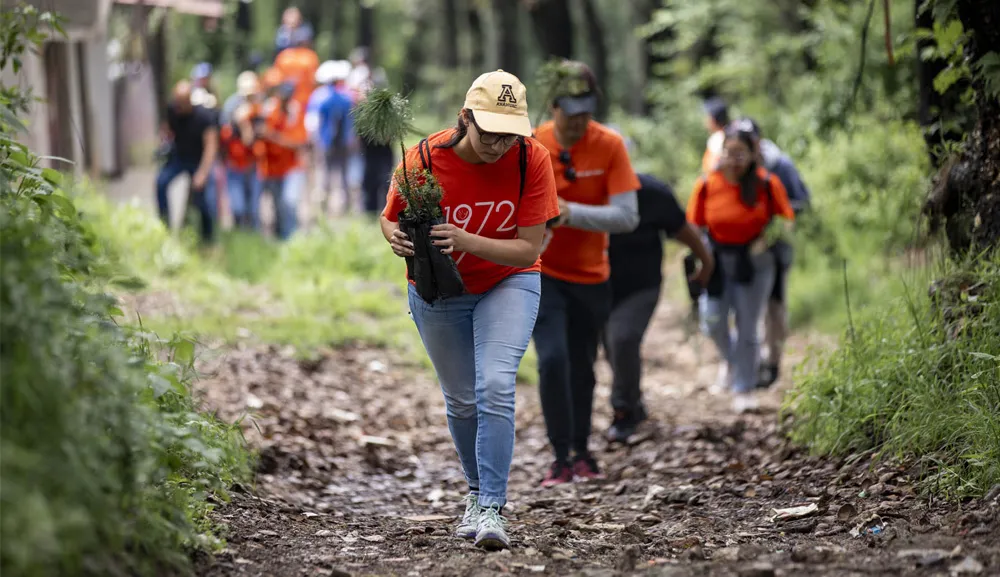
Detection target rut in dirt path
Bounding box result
[192,297,999,577]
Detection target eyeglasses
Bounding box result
[558,149,576,182]
[468,113,519,147]
[720,150,751,163]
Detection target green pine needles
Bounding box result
[352,87,445,222]
[351,88,414,149]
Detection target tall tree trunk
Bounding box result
[924,0,1000,254]
[580,0,608,120]
[358,4,375,62]
[496,0,522,75]
[330,0,349,58]
[235,0,252,67]
[641,0,671,113]
[402,6,432,93]
[442,0,460,69]
[467,2,485,71]
[526,0,573,59]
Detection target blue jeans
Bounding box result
[226,166,260,230]
[258,169,305,240]
[156,157,216,243]
[408,272,541,509]
[700,250,776,393]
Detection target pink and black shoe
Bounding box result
[541,460,574,487]
[571,454,606,481]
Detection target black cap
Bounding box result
[555,93,598,116]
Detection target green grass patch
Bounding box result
[785,252,1000,498]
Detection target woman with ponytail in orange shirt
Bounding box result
[686,120,795,413]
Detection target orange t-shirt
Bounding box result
[253,99,302,178]
[686,167,795,245]
[382,129,559,295]
[534,120,641,285]
[220,124,254,171]
[274,47,319,132]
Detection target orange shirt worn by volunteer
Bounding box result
[274,47,319,129]
[686,167,795,245]
[382,129,560,295]
[220,124,254,171]
[253,98,304,179]
[534,120,641,285]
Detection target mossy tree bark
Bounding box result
[925,1,1000,255]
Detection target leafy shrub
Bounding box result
[0,7,251,575]
[785,253,1000,498]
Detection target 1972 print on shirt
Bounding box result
[442,200,519,265]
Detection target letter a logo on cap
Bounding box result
[497,84,518,105]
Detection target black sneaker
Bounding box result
[607,411,638,444]
[757,363,780,389]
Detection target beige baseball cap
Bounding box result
[463,69,531,137]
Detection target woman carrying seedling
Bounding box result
[365,70,558,550]
[686,119,795,414]
[532,60,641,487]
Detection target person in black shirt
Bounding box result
[605,173,714,443]
[155,80,219,244]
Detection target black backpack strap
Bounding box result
[518,137,528,198]
[418,138,433,173]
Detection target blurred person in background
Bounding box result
[190,62,219,113]
[221,70,264,126]
[274,6,314,58]
[742,117,811,388]
[156,80,218,245]
[360,67,394,216]
[532,61,640,486]
[220,89,261,230]
[701,97,729,173]
[685,120,795,413]
[603,128,714,443]
[306,60,356,216]
[253,67,307,240]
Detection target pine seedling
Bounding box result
[353,87,444,221]
[393,168,443,222]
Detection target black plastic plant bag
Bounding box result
[398,213,466,303]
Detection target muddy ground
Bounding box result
[190,297,999,577]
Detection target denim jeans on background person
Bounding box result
[258,169,306,240]
[156,157,216,243]
[408,272,541,509]
[226,166,260,230]
[604,286,661,422]
[700,250,776,393]
[533,275,613,462]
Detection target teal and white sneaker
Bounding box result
[455,493,481,539]
[474,505,510,551]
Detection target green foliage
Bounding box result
[0,10,251,575]
[785,253,1000,498]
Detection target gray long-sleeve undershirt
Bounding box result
[564,190,640,234]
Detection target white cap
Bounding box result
[316,60,352,84]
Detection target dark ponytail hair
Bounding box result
[435,109,471,149]
[723,123,762,208]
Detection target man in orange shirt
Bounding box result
[532,60,640,486]
[254,68,308,240]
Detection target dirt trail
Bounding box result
[191,295,999,577]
